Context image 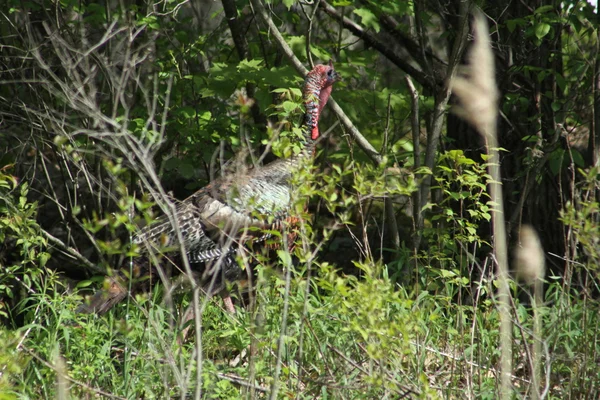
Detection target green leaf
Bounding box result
[164,157,180,171]
[440,269,456,278]
[310,45,330,61]
[555,73,567,92]
[551,101,562,112]
[282,101,299,114]
[277,250,292,266]
[38,252,50,267]
[534,5,555,14]
[534,22,551,39]
[570,149,585,168]
[179,162,195,179]
[288,36,306,56]
[506,19,517,33]
[353,8,380,33]
[238,59,263,71]
[177,106,196,119]
[548,148,564,175]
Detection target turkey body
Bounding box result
[79,63,340,314]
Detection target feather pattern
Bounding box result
[78,63,340,314]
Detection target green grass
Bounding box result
[2,160,600,399]
[2,258,600,399]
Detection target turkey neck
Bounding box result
[299,74,334,156]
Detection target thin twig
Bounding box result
[405,76,422,255]
[299,0,321,68]
[381,93,400,256]
[40,229,104,274]
[216,373,270,393]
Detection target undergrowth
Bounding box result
[1,2,600,397]
[1,159,600,399]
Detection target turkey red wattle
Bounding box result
[312,84,335,140]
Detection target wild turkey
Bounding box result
[78,62,341,314]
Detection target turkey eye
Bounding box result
[327,69,333,77]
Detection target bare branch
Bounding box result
[405,76,422,255]
[41,229,104,275]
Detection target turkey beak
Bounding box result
[327,60,341,83]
